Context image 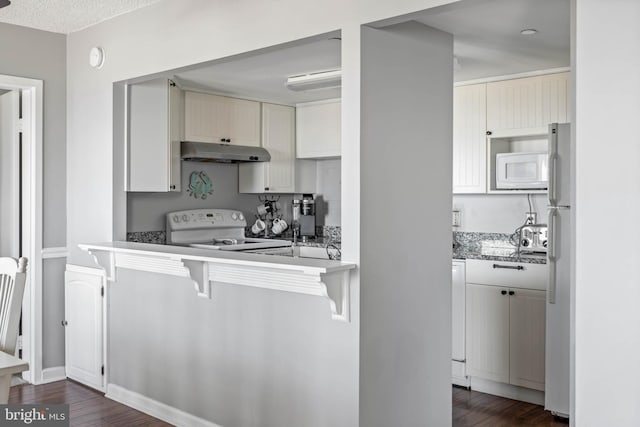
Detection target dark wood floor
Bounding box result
[8,379,569,426]
[453,386,570,426]
[9,380,172,426]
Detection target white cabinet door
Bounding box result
[466,283,510,383]
[184,91,228,143]
[184,92,261,146]
[296,100,341,158]
[127,78,183,192]
[239,103,315,193]
[262,103,295,192]
[486,72,570,136]
[509,288,546,391]
[453,84,487,193]
[64,267,104,392]
[227,97,261,147]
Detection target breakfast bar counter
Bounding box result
[79,241,356,322]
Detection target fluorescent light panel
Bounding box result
[285,69,341,92]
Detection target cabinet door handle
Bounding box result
[220,138,225,142]
[501,290,507,295]
[61,320,68,326]
[486,131,493,136]
[509,290,515,296]
[492,263,524,270]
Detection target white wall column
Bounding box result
[360,22,453,426]
[574,0,640,425]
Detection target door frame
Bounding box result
[0,74,43,384]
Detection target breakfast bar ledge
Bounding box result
[79,242,356,322]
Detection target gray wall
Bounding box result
[0,23,67,248]
[127,159,342,232]
[109,268,358,427]
[0,22,67,370]
[360,23,452,426]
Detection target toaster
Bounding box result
[520,224,548,253]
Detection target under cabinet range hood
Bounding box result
[181,141,271,163]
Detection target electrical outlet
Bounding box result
[525,212,537,225]
[452,210,462,227]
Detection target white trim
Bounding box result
[455,67,571,87]
[1,74,44,386]
[40,366,66,384]
[41,247,69,259]
[106,384,223,427]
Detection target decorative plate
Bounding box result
[187,171,213,199]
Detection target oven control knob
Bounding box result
[238,213,244,221]
[542,240,548,248]
[521,239,530,247]
[231,212,238,220]
[173,215,180,223]
[182,214,189,222]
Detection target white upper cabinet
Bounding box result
[453,71,570,194]
[127,78,183,192]
[486,72,570,137]
[453,84,487,194]
[239,103,315,194]
[296,99,341,158]
[184,91,261,147]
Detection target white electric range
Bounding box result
[166,209,291,251]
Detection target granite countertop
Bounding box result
[453,232,546,264]
[292,236,340,248]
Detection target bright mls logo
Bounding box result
[1,405,69,426]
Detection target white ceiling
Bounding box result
[165,0,569,104]
[414,0,570,82]
[1,0,569,103]
[171,36,342,106]
[0,0,162,34]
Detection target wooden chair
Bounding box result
[0,257,29,403]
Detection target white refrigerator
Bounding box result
[545,123,572,418]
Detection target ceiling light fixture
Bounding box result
[520,29,538,35]
[285,69,341,92]
[0,0,11,9]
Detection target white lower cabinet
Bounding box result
[465,260,547,393]
[466,283,511,383]
[451,261,469,387]
[64,265,105,392]
[508,288,546,390]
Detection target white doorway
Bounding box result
[0,74,44,384]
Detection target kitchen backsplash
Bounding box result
[127,226,341,245]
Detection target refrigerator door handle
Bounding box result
[548,125,558,206]
[547,207,558,304]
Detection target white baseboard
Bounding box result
[469,377,544,405]
[106,384,222,427]
[40,366,66,384]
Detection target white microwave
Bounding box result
[495,152,548,190]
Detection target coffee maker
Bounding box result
[292,195,316,242]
